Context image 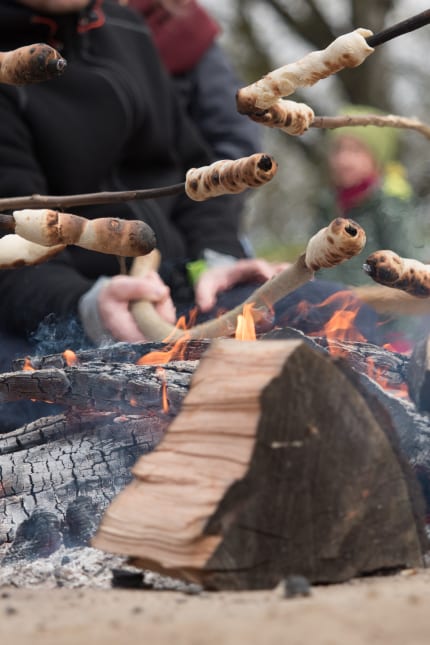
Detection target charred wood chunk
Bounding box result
[2,509,62,563]
[63,497,102,548]
[407,335,430,413]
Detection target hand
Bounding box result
[194,258,291,312]
[98,272,176,342]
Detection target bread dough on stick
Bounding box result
[363,250,430,297]
[248,99,315,135]
[13,209,156,257]
[0,44,66,86]
[0,234,65,269]
[185,153,277,201]
[236,28,374,114]
[305,217,366,271]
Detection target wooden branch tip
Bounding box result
[0,44,66,86]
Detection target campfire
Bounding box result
[1,16,430,592]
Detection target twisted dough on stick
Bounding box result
[0,44,66,85]
[363,250,430,297]
[236,28,374,114]
[130,218,366,342]
[13,209,156,257]
[248,100,315,136]
[185,153,277,201]
[305,217,366,270]
[0,235,65,269]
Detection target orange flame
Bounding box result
[62,349,78,366]
[156,367,169,413]
[22,357,35,371]
[235,303,257,341]
[137,334,190,365]
[307,291,367,354]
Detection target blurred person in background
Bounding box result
[312,104,423,350]
[315,104,417,288]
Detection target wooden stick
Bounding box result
[0,184,185,213]
[0,152,277,213]
[312,114,430,141]
[366,10,430,47]
[130,218,366,342]
[0,44,66,86]
[353,284,430,316]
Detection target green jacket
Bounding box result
[314,185,417,286]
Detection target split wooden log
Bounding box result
[93,339,426,590]
[0,44,66,86]
[131,218,366,341]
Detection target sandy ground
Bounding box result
[0,564,429,645]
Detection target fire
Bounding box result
[307,291,367,353]
[137,334,190,366]
[22,356,35,371]
[62,349,78,366]
[235,303,257,341]
[156,367,169,413]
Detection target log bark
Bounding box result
[93,339,427,590]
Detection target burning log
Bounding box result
[93,339,426,589]
[130,218,366,341]
[0,360,194,545]
[0,335,429,569]
[0,44,66,86]
[0,209,156,263]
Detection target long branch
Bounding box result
[0,184,185,213]
[312,114,430,140]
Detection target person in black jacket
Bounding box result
[0,0,283,356]
[0,0,382,369]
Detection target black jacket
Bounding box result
[0,0,245,334]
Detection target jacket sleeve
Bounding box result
[0,89,92,334]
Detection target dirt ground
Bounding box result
[0,565,429,645]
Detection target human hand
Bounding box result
[194,258,291,312]
[98,273,176,342]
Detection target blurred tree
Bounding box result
[200,0,430,256]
